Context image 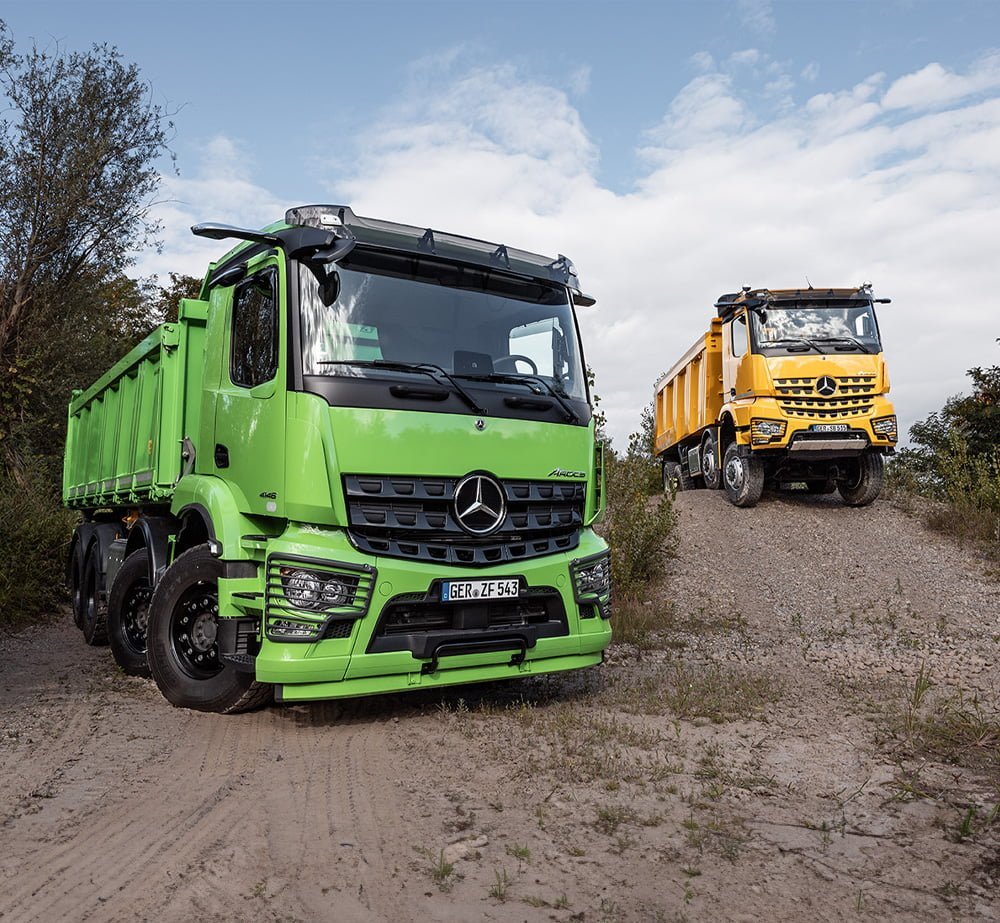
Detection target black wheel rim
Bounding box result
[121,581,152,656]
[169,582,222,679]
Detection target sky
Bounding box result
[4,0,1000,448]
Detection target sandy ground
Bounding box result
[2,490,999,922]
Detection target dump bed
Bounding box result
[654,318,723,456]
[62,300,207,510]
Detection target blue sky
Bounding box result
[4,0,1000,446]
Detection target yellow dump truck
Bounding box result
[654,286,896,507]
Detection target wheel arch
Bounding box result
[124,515,178,585]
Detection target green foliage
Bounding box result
[600,449,677,600]
[0,463,75,625]
[0,21,171,470]
[889,366,1000,553]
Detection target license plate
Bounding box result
[441,578,520,602]
[810,423,849,433]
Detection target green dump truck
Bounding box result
[63,205,611,713]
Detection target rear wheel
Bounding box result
[701,431,721,489]
[81,548,109,645]
[147,545,271,713]
[69,544,85,630]
[838,452,884,507]
[108,552,153,676]
[723,443,765,508]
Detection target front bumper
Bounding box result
[736,397,897,452]
[220,525,611,700]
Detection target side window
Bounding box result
[231,269,277,387]
[731,313,748,357]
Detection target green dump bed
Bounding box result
[62,300,208,510]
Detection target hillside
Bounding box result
[1,491,998,921]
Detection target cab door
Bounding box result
[212,254,286,517]
[722,310,749,401]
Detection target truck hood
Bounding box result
[283,396,598,527]
[762,352,887,391]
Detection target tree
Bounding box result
[0,21,171,474]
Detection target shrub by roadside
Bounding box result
[888,365,1000,558]
[0,463,74,626]
[599,450,677,601]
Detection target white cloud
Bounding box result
[136,135,286,280]
[882,52,1000,111]
[143,55,1000,450]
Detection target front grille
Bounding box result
[344,474,584,565]
[773,375,877,419]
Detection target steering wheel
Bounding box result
[494,354,538,375]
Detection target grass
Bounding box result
[606,662,784,723]
[488,868,510,901]
[593,804,637,835]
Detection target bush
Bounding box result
[0,463,74,626]
[889,364,1000,557]
[599,452,677,600]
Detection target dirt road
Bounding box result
[2,491,999,921]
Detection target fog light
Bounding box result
[270,618,320,640]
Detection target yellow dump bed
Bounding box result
[654,318,723,456]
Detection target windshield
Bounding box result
[750,300,882,354]
[298,249,587,401]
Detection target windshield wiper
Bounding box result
[760,337,822,353]
[812,336,873,354]
[317,359,487,414]
[455,372,581,423]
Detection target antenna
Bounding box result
[805,276,813,290]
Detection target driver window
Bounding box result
[231,269,278,387]
[731,313,748,357]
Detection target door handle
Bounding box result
[214,444,230,468]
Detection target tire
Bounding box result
[675,455,697,491]
[806,479,836,495]
[108,551,153,677]
[146,544,272,713]
[70,543,85,630]
[80,546,109,646]
[722,442,765,508]
[701,431,721,490]
[838,452,884,507]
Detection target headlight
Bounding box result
[571,551,612,619]
[751,418,787,444]
[872,415,897,439]
[280,567,357,611]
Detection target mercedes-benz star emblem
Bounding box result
[453,473,506,535]
[816,376,837,397]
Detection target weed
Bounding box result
[955,807,976,842]
[554,893,570,909]
[594,804,637,835]
[505,843,531,861]
[489,868,510,901]
[421,849,455,891]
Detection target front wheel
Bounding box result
[146,545,271,713]
[838,452,884,507]
[723,443,765,508]
[108,551,153,677]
